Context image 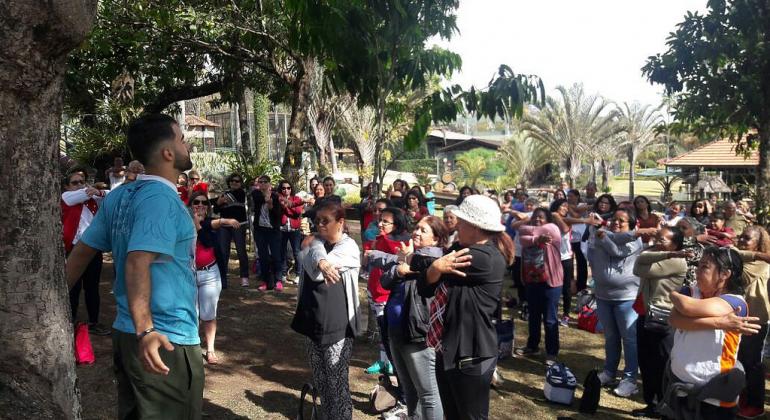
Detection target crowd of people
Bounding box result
[63,113,768,420]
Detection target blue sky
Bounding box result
[436,0,707,107]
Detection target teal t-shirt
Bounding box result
[425,191,436,215]
[81,177,199,345]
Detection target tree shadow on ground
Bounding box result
[202,398,250,419]
[245,389,299,419]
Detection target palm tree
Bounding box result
[456,153,487,189]
[521,84,621,187]
[497,131,553,186]
[617,102,665,199]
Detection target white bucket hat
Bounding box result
[452,195,504,232]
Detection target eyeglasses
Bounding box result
[230,179,242,183]
[281,186,292,190]
[378,220,394,226]
[314,217,335,226]
[192,199,209,205]
[69,180,85,186]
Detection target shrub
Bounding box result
[391,159,436,174]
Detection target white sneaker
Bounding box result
[241,277,250,287]
[613,378,639,398]
[597,370,615,386]
[382,402,408,420]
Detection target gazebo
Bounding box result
[665,138,758,200]
[184,115,220,152]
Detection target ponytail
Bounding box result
[488,230,515,265]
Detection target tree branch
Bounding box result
[144,80,226,114]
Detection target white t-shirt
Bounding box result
[670,286,747,407]
[559,230,573,261]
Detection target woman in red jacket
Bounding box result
[278,180,305,284]
[365,207,411,375]
[61,171,110,336]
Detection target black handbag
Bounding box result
[644,305,671,334]
[296,383,318,420]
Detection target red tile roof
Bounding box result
[185,115,220,128]
[665,138,757,168]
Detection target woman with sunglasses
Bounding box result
[189,191,241,364]
[252,175,284,291]
[214,173,249,288]
[587,208,643,398]
[277,180,304,284]
[291,201,361,420]
[188,169,208,195]
[734,226,770,418]
[667,247,760,419]
[405,189,429,230]
[61,170,110,336]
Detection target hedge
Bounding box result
[391,159,437,174]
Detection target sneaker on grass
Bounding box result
[613,378,639,398]
[597,370,616,387]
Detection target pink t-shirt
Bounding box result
[518,223,564,288]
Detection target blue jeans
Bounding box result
[596,299,638,380]
[389,331,443,420]
[280,230,302,277]
[525,282,561,357]
[254,226,282,288]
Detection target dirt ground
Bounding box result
[74,221,769,419]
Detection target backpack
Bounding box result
[544,362,577,405]
[296,383,318,420]
[579,369,601,414]
[369,375,398,414]
[576,292,603,334]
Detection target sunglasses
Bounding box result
[314,217,335,226]
[230,179,242,183]
[190,177,200,181]
[69,180,85,186]
[192,199,209,205]
[281,186,292,190]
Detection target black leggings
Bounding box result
[637,316,674,406]
[69,252,103,324]
[436,356,496,420]
[571,242,588,291]
[512,257,525,304]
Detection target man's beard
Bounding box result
[174,152,193,172]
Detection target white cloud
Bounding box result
[434,0,707,106]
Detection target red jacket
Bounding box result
[368,233,411,303]
[61,199,98,253]
[280,195,305,230]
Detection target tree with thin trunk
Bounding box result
[497,131,553,186]
[617,102,664,199]
[1,1,96,418]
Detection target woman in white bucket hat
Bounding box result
[415,195,514,419]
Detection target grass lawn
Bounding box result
[607,177,683,201]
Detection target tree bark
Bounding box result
[282,57,315,182]
[0,1,96,419]
[601,158,611,191]
[144,79,225,114]
[237,88,253,156]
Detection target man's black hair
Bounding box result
[126,114,178,165]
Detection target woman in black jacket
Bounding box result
[419,195,515,419]
[367,215,448,420]
[251,175,283,291]
[214,172,249,288]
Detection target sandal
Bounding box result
[205,351,220,365]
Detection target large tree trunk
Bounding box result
[0,1,96,418]
[600,158,611,191]
[237,87,253,156]
[282,57,316,181]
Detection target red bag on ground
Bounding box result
[74,322,95,365]
[577,305,603,334]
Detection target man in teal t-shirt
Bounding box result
[66,114,203,419]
